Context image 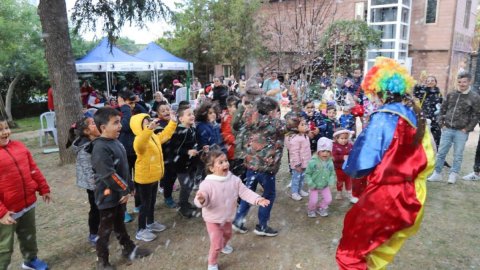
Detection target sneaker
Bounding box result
[164,197,178,208]
[232,223,249,234]
[447,173,457,184]
[96,261,116,270]
[88,234,99,246]
[253,224,278,237]
[146,221,166,232]
[307,210,316,218]
[21,257,48,270]
[346,192,359,204]
[335,193,343,200]
[427,171,442,182]
[133,207,141,214]
[290,192,302,201]
[299,190,309,197]
[123,246,151,261]
[135,229,157,242]
[317,208,328,217]
[208,265,219,270]
[463,172,480,181]
[178,208,194,218]
[221,244,234,254]
[124,212,133,223]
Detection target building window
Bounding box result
[223,65,232,77]
[425,0,437,24]
[355,2,367,21]
[464,0,472,28]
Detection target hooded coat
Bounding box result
[130,113,177,184]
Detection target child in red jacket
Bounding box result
[332,129,358,203]
[0,116,52,270]
[221,96,240,173]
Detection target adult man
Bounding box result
[428,73,480,184]
[262,72,282,102]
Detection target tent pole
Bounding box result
[106,71,110,97]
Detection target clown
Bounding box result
[336,57,435,270]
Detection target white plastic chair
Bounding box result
[39,112,58,147]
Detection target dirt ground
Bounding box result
[7,128,480,270]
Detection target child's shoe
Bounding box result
[299,190,309,197]
[146,221,166,232]
[123,245,152,260]
[178,208,194,218]
[135,229,157,242]
[133,207,141,214]
[96,261,116,270]
[307,210,316,218]
[124,212,133,223]
[208,265,219,270]
[290,193,302,201]
[317,208,329,217]
[346,191,359,204]
[21,257,48,270]
[221,244,234,254]
[164,197,178,208]
[253,224,278,237]
[335,192,343,200]
[88,234,99,246]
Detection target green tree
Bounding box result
[38,0,171,164]
[320,20,382,74]
[0,0,47,124]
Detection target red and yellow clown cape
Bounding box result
[336,102,435,270]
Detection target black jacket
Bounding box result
[169,125,199,173]
[213,85,228,110]
[414,85,442,120]
[90,137,132,210]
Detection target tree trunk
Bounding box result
[38,0,83,164]
[5,74,21,123]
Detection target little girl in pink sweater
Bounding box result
[195,150,270,270]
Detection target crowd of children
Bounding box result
[2,59,443,270]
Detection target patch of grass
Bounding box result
[11,116,40,133]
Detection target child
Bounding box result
[91,107,150,269]
[300,99,324,154]
[319,105,339,139]
[285,114,311,201]
[66,117,101,246]
[305,137,335,218]
[338,107,355,132]
[130,112,177,242]
[170,107,201,218]
[220,96,240,173]
[232,97,285,236]
[194,150,270,270]
[0,116,52,270]
[155,101,178,208]
[332,129,358,203]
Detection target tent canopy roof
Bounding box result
[135,42,193,70]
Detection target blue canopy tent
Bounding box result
[75,38,153,95]
[135,42,193,93]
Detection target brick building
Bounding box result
[214,0,478,94]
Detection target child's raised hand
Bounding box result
[170,111,177,122]
[257,198,270,207]
[196,191,206,205]
[0,211,17,225]
[42,193,52,204]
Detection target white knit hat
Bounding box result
[317,137,333,152]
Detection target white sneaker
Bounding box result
[146,221,166,232]
[208,264,219,270]
[462,172,480,181]
[299,190,309,197]
[307,210,316,218]
[221,244,233,254]
[135,229,157,242]
[427,171,442,182]
[317,208,328,217]
[447,173,457,184]
[290,193,302,201]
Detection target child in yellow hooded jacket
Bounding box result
[130,112,176,242]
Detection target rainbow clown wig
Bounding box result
[361,57,416,100]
